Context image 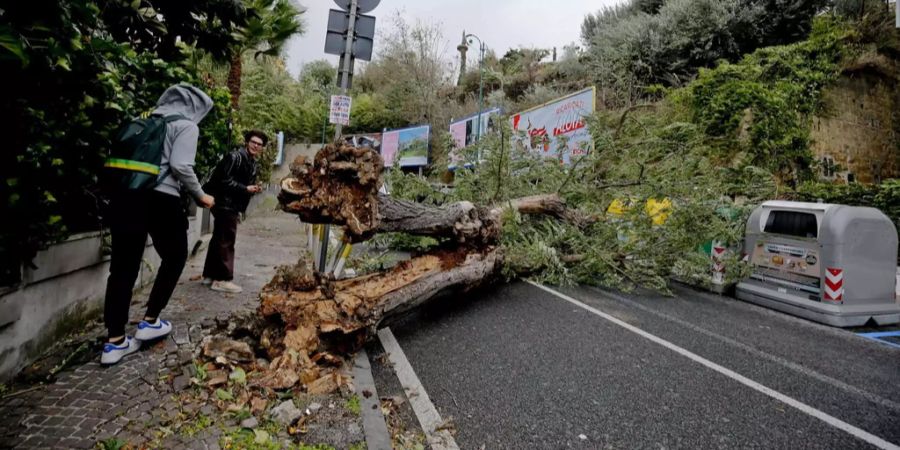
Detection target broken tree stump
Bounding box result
[212,143,589,393]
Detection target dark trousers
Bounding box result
[104,191,188,337]
[202,208,239,281]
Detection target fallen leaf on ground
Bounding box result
[253,429,270,444]
[203,337,255,363]
[307,372,339,394]
[250,397,267,415]
[215,388,234,401]
[229,367,247,385]
[206,375,227,387]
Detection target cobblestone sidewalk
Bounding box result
[0,205,364,449]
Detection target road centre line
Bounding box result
[526,281,900,450]
[377,327,460,450]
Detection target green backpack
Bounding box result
[103,113,184,190]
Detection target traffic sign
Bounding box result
[333,0,380,13]
[324,9,375,61]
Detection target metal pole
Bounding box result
[334,0,358,141]
[320,0,358,274]
[331,240,354,279]
[318,223,330,272]
[466,33,485,162]
[477,41,484,143]
[311,224,321,269]
[307,223,314,257]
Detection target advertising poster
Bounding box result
[448,107,501,169]
[510,87,595,164]
[380,125,430,167]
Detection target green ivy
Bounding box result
[684,17,851,182]
[796,179,900,227]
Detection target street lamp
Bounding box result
[465,33,485,161]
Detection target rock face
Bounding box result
[809,58,900,184]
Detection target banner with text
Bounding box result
[381,125,430,167]
[510,87,595,164]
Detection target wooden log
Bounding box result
[224,144,594,393]
[252,246,503,390]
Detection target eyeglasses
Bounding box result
[249,140,264,146]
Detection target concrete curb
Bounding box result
[353,349,393,450]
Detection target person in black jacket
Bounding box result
[201,130,266,293]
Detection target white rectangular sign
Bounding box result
[329,95,352,126]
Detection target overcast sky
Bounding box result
[285,0,621,78]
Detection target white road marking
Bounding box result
[378,327,460,450]
[589,286,900,412]
[526,281,900,450]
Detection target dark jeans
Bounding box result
[104,191,188,337]
[202,208,239,281]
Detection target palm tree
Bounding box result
[228,0,304,108]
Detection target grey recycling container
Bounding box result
[736,201,900,327]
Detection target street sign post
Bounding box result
[316,0,379,273]
[325,10,375,62]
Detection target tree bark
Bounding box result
[227,52,242,109]
[249,246,502,391]
[279,143,589,243]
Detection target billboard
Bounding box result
[342,132,382,154]
[381,125,430,167]
[448,108,501,169]
[510,87,595,164]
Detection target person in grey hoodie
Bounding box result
[101,84,216,365]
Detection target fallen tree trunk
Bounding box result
[204,144,589,393]
[248,246,503,391]
[279,144,590,244]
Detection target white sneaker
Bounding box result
[201,277,213,286]
[134,318,173,341]
[100,336,141,365]
[211,280,243,293]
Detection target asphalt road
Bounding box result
[372,281,900,449]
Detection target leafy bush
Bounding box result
[796,179,900,226]
[582,0,829,107]
[197,86,240,182]
[0,1,239,284]
[387,110,773,292]
[683,17,850,181]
